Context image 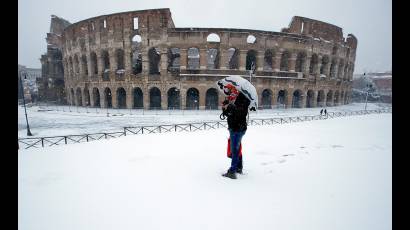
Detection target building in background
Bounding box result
[38,15,71,104]
[352,71,392,103]
[18,64,41,103]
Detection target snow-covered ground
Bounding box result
[18,102,391,138]
[18,113,392,230]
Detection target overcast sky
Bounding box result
[18,0,391,73]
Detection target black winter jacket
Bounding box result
[222,93,250,132]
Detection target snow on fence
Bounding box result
[18,108,391,149]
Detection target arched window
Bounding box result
[133,87,143,109]
[76,88,82,106]
[101,50,110,71]
[148,47,161,74]
[295,52,306,72]
[186,88,199,110]
[116,87,126,108]
[227,48,239,69]
[90,52,98,75]
[104,88,112,108]
[205,88,218,110]
[149,87,161,109]
[187,47,200,70]
[292,90,302,108]
[309,54,318,74]
[116,49,124,70]
[338,59,345,78]
[264,50,274,71]
[167,48,180,72]
[131,35,142,74]
[317,90,325,107]
[81,55,88,75]
[84,88,90,106]
[277,90,287,108]
[280,51,290,71]
[326,91,333,106]
[334,91,340,105]
[167,87,181,109]
[246,50,257,71]
[207,33,220,43]
[306,90,315,108]
[207,48,219,69]
[330,58,338,78]
[320,55,329,75]
[261,89,272,109]
[92,88,100,107]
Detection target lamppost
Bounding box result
[19,70,33,136]
[365,83,372,111]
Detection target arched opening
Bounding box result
[76,88,82,106]
[207,33,220,43]
[81,55,88,76]
[261,89,272,109]
[207,48,219,69]
[74,55,80,74]
[306,90,315,108]
[104,88,112,108]
[167,87,181,109]
[133,87,143,109]
[326,91,333,106]
[148,47,161,75]
[205,88,218,110]
[338,60,345,78]
[292,90,302,108]
[149,87,161,109]
[116,49,125,70]
[246,50,257,71]
[317,90,325,107]
[246,35,256,44]
[264,49,274,71]
[70,88,75,105]
[277,90,287,108]
[309,54,318,74]
[330,59,337,78]
[131,35,142,74]
[334,91,340,105]
[167,48,180,72]
[280,50,290,71]
[84,88,90,106]
[340,91,345,104]
[320,55,329,75]
[187,47,200,70]
[92,88,100,107]
[186,88,199,110]
[90,52,98,75]
[227,48,239,69]
[295,52,306,72]
[101,50,110,70]
[116,87,126,109]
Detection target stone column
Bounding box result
[180,88,187,110]
[86,53,92,79]
[143,87,150,109]
[179,48,187,70]
[304,55,311,76]
[100,87,106,108]
[200,48,207,70]
[161,87,167,110]
[239,50,247,71]
[124,48,132,77]
[312,91,318,107]
[89,89,95,107]
[160,49,168,74]
[325,59,332,77]
[126,87,133,109]
[256,51,264,71]
[314,55,322,76]
[219,49,228,70]
[199,88,206,110]
[286,89,293,108]
[273,51,282,72]
[97,52,104,77]
[300,92,306,108]
[111,88,118,108]
[289,52,297,72]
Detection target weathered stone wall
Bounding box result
[61,8,356,109]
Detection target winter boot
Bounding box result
[222,170,237,179]
[236,168,243,174]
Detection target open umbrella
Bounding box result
[216,75,258,111]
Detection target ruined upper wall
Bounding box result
[47,15,71,49]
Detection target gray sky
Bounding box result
[18,0,391,73]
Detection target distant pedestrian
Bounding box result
[320,109,323,116]
[324,109,327,118]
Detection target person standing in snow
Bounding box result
[320,109,323,116]
[221,84,250,179]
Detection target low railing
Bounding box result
[18,108,391,150]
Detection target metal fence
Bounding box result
[18,108,391,150]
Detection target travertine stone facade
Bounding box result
[60,8,356,109]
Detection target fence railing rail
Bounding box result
[18,108,391,149]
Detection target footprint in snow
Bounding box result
[282,153,295,157]
[277,159,286,163]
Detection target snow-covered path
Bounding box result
[18,113,392,230]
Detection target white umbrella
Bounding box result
[216,75,258,111]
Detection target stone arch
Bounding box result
[101,50,110,71]
[320,55,330,75]
[334,91,340,105]
[295,52,307,72]
[84,88,90,106]
[306,90,315,108]
[133,87,143,109]
[309,54,319,74]
[207,48,219,69]
[246,35,256,44]
[330,58,337,78]
[131,34,142,43]
[167,87,181,109]
[261,89,273,109]
[167,48,180,72]
[70,88,75,105]
[207,33,220,43]
[104,87,112,108]
[116,87,126,109]
[317,90,325,107]
[277,90,288,108]
[187,47,200,70]
[90,52,98,75]
[131,35,142,75]
[116,49,125,70]
[246,50,257,71]
[186,88,200,110]
[92,88,100,107]
[205,88,219,110]
[280,50,291,71]
[148,47,161,74]
[338,59,345,78]
[149,87,161,109]
[341,91,345,104]
[81,55,88,75]
[292,89,303,108]
[264,49,274,71]
[227,48,239,69]
[76,87,82,106]
[326,90,333,106]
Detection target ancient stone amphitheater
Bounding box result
[61,8,357,110]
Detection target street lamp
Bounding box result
[19,70,33,136]
[365,83,372,111]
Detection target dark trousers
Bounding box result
[228,129,246,172]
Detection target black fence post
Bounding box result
[86,135,89,142]
[124,127,127,136]
[65,136,67,144]
[41,138,44,147]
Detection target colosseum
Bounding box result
[55,8,357,110]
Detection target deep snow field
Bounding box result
[18,112,392,230]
